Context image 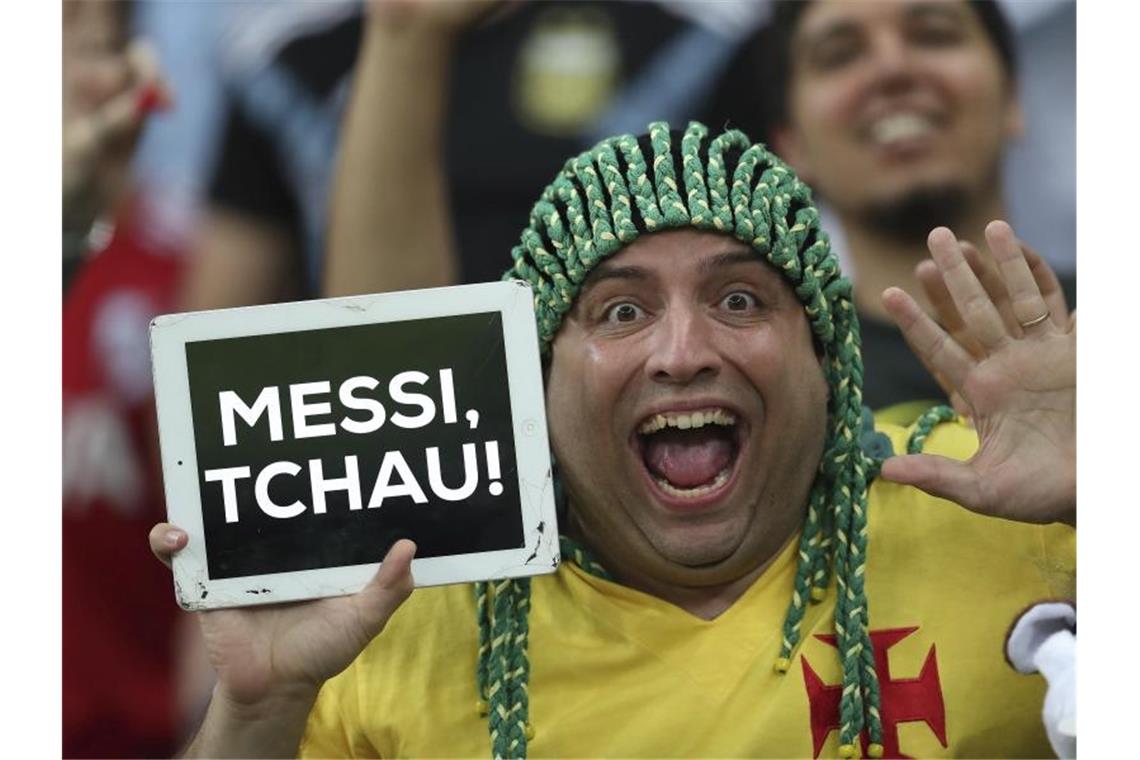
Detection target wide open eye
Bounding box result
[605,302,646,324]
[720,291,758,312]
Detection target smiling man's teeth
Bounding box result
[638,408,736,435]
[654,467,731,498]
[871,113,934,144]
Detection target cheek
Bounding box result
[745,322,828,414]
[928,51,1010,126]
[794,79,859,145]
[545,342,626,460]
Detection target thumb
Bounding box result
[879,454,986,514]
[350,539,417,637]
[148,522,188,569]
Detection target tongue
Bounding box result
[643,428,734,489]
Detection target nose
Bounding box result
[867,32,919,93]
[644,304,721,385]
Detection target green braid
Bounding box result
[908,405,957,454]
[489,121,952,759]
[473,538,610,757]
[474,577,532,758]
[558,534,613,581]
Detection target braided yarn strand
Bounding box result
[475,578,533,759]
[558,534,613,581]
[473,539,609,758]
[496,121,896,758]
[908,405,957,454]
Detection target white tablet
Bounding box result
[150,281,559,610]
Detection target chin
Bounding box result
[641,512,754,570]
[861,182,970,242]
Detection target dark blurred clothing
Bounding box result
[63,203,185,758]
[858,312,945,413]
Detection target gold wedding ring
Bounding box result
[1018,311,1051,329]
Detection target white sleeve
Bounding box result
[1005,601,1076,759]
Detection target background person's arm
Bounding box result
[180,209,301,310]
[322,1,500,297]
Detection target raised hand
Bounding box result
[365,0,508,35]
[149,524,415,706]
[879,221,1075,526]
[63,2,171,230]
[913,236,1071,417]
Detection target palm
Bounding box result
[194,597,371,703]
[881,221,1076,525]
[959,326,1074,521]
[147,538,417,705]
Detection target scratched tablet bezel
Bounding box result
[150,281,558,610]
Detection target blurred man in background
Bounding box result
[757,0,1074,411]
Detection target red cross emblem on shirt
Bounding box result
[801,626,947,759]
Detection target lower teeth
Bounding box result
[654,468,731,498]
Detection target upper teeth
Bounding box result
[871,113,934,144]
[638,408,737,434]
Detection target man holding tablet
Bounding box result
[150,123,1074,758]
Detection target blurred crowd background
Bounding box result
[61,1,1075,756]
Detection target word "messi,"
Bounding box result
[217,369,473,446]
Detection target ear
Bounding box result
[771,124,815,185]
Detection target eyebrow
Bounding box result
[579,249,768,299]
[798,2,965,48]
[578,264,652,299]
[905,3,967,24]
[698,250,763,274]
[798,17,857,50]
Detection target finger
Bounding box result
[882,285,975,392]
[879,454,986,512]
[1019,241,1069,328]
[892,305,971,416]
[916,258,962,332]
[985,221,1053,333]
[64,57,134,115]
[77,87,147,155]
[916,257,985,358]
[127,39,174,109]
[893,274,966,398]
[351,539,417,636]
[920,241,1018,344]
[72,42,166,154]
[148,523,188,569]
[927,227,1008,350]
[949,392,973,423]
[126,39,159,82]
[960,241,1021,337]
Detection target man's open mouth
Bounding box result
[634,408,743,502]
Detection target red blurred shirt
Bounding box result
[62,204,185,758]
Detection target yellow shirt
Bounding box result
[300,420,1074,758]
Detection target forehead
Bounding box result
[796,0,977,40]
[582,230,778,286]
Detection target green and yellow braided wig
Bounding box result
[472,121,949,759]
